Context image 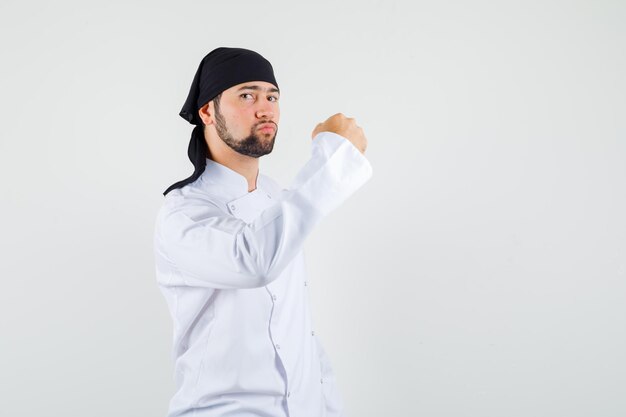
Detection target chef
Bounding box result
[154,47,372,417]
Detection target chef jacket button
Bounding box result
[287,391,291,398]
[320,378,323,384]
[267,193,272,199]
[272,294,277,301]
[276,344,281,350]
[230,204,236,210]
[311,331,315,336]
[304,281,308,286]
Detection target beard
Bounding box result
[213,106,277,158]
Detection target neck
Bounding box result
[205,132,259,192]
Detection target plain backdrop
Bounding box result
[1,1,625,416]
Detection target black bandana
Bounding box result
[163,47,279,196]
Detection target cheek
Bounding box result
[222,109,248,128]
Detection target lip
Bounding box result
[257,123,276,131]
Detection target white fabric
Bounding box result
[153,131,373,417]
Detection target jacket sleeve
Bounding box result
[155,131,373,290]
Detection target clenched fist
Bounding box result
[311,113,368,154]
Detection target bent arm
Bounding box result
[155,132,373,289]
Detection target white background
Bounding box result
[1,1,625,416]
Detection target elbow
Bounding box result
[238,261,283,289]
[231,233,282,289]
[244,272,277,289]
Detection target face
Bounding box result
[208,81,280,158]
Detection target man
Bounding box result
[154,47,372,417]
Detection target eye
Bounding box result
[240,93,254,99]
[268,96,279,102]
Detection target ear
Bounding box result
[198,102,214,126]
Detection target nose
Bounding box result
[255,100,275,120]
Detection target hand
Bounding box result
[311,113,368,154]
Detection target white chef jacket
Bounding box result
[153,131,373,417]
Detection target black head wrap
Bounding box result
[163,47,279,196]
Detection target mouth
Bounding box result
[257,123,276,132]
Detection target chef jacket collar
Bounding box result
[198,157,259,199]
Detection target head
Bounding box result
[198,80,280,158]
[163,47,279,196]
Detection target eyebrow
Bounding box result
[237,85,280,94]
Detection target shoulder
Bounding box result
[157,184,227,225]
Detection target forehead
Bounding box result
[224,81,280,95]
